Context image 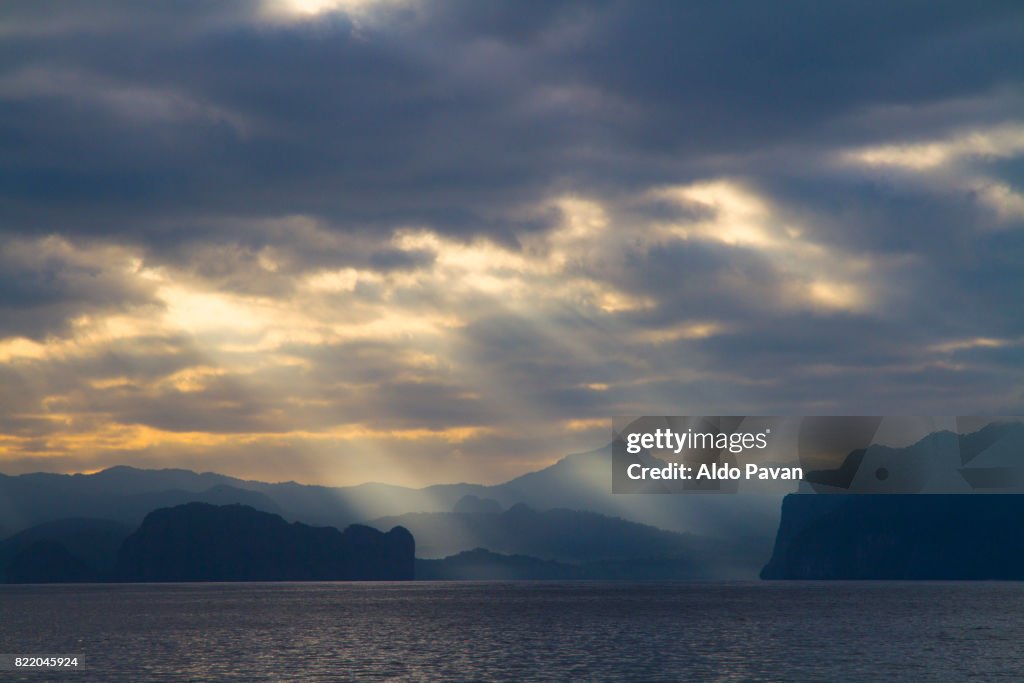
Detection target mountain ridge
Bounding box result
[115,503,414,582]
[0,445,783,539]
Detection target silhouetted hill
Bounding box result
[114,503,414,582]
[0,518,131,582]
[762,494,1024,579]
[5,541,98,583]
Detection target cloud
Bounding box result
[0,237,159,339]
[1,1,1023,484]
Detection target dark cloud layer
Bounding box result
[3,1,1020,240]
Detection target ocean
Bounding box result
[1,581,1022,681]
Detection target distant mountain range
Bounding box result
[370,502,694,561]
[0,473,281,533]
[368,500,767,578]
[0,446,781,581]
[10,423,1018,582]
[803,421,1024,493]
[0,445,784,541]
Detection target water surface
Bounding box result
[1,581,1021,681]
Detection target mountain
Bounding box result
[488,446,785,539]
[762,494,1024,579]
[0,443,796,583]
[0,473,282,535]
[452,495,503,514]
[801,421,1024,493]
[368,503,695,561]
[0,467,490,534]
[368,503,768,578]
[114,503,414,582]
[0,447,784,544]
[0,518,131,582]
[5,422,1022,582]
[5,541,98,583]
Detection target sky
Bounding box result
[1,0,1023,487]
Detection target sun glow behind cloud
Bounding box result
[841,124,1024,171]
[840,123,1024,224]
[17,175,1018,485]
[649,181,880,313]
[262,0,405,20]
[3,163,1020,486]
[0,182,910,485]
